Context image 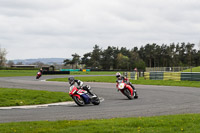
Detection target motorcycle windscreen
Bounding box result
[81,94,90,104]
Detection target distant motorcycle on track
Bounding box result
[36,69,42,79]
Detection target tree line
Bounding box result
[0,46,7,67]
[64,42,200,70]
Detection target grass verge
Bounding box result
[47,76,200,88]
[0,88,71,107]
[0,70,117,77]
[68,71,117,75]
[0,70,38,77]
[0,114,200,132]
[182,66,200,72]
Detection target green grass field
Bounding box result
[47,76,200,88]
[0,70,117,77]
[0,88,71,107]
[0,114,199,133]
[67,71,118,75]
[0,70,38,77]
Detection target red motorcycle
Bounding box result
[69,85,100,106]
[116,80,138,100]
[36,71,42,79]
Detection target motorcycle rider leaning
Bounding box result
[68,77,95,97]
[116,72,136,91]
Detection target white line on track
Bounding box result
[0,102,75,110]
[0,98,104,110]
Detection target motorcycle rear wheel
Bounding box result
[73,96,85,106]
[124,89,133,100]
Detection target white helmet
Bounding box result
[116,72,121,78]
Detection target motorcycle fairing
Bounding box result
[81,94,90,104]
[77,89,87,95]
[125,84,133,96]
[73,94,81,99]
[69,86,77,95]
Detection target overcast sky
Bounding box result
[1,0,200,60]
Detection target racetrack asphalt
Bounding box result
[0,75,200,123]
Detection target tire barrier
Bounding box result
[181,73,200,81]
[124,72,138,80]
[144,72,200,81]
[163,72,181,81]
[144,72,150,80]
[150,72,164,80]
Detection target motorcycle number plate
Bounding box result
[118,83,125,89]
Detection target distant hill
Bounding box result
[10,58,66,65]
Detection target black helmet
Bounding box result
[68,77,75,85]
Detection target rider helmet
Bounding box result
[68,76,75,85]
[116,72,121,78]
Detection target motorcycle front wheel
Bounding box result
[134,91,138,99]
[124,89,133,100]
[92,96,100,105]
[73,96,85,106]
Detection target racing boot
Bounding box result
[83,86,97,99]
[88,91,97,99]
